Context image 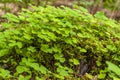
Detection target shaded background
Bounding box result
[0,0,120,20]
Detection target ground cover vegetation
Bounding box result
[0,5,120,80]
[0,0,120,80]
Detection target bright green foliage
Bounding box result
[0,5,120,79]
[106,61,120,79]
[0,68,11,78]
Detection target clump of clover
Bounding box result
[0,5,120,79]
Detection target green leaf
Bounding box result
[106,61,120,76]
[57,67,69,76]
[16,66,30,74]
[54,74,64,79]
[69,59,79,65]
[107,45,117,51]
[1,22,14,28]
[23,34,32,40]
[17,42,23,48]
[20,58,35,66]
[0,68,11,78]
[8,40,16,47]
[39,65,47,74]
[54,53,65,63]
[52,45,61,53]
[0,49,9,57]
[59,58,65,63]
[80,48,87,53]
[41,44,51,53]
[73,59,79,65]
[18,15,25,20]
[94,12,107,20]
[67,68,73,73]
[27,46,36,52]
[72,38,78,43]
[98,70,107,79]
[36,76,42,80]
[54,53,63,59]
[2,13,19,23]
[29,63,40,71]
[85,73,93,79]
[65,38,73,44]
[37,33,50,42]
[18,75,31,80]
[113,77,120,80]
[18,75,26,80]
[96,60,102,66]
